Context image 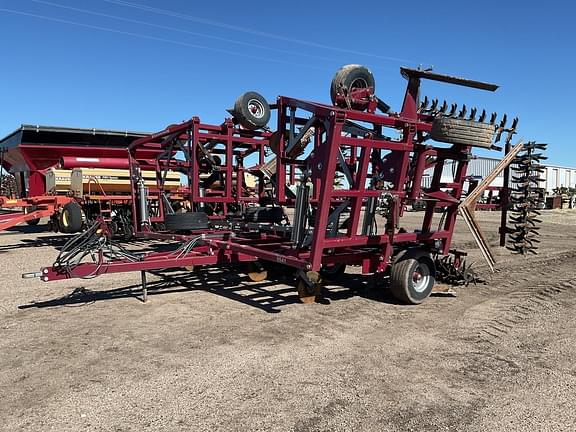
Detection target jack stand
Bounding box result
[141,270,148,303]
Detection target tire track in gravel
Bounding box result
[440,252,576,392]
[477,279,574,345]
[461,251,576,345]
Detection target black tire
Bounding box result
[411,200,426,211]
[164,212,209,231]
[59,202,83,233]
[122,222,134,241]
[319,263,346,280]
[390,251,435,304]
[330,64,375,109]
[244,206,284,223]
[26,218,40,226]
[233,91,271,130]
[430,117,495,148]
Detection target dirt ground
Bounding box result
[0,210,575,432]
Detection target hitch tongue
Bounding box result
[22,271,42,279]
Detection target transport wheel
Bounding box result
[319,263,346,280]
[164,212,209,231]
[430,117,495,148]
[247,261,268,282]
[390,251,436,305]
[296,271,322,304]
[330,64,375,110]
[59,202,83,233]
[233,91,271,130]
[26,218,40,226]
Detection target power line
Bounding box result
[101,0,411,63]
[0,8,332,71]
[28,0,347,64]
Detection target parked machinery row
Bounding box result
[27,65,542,305]
[0,126,153,234]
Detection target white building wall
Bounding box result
[420,157,576,194]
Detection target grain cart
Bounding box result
[26,66,520,305]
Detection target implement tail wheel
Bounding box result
[390,250,436,304]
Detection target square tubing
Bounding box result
[308,120,344,271]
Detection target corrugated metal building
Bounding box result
[422,157,576,193]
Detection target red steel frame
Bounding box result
[38,69,495,283]
[127,117,270,236]
[0,195,74,230]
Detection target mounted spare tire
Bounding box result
[59,202,83,233]
[233,91,271,130]
[164,212,209,231]
[330,64,375,110]
[430,117,495,148]
[26,218,40,226]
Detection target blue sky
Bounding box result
[1,0,575,166]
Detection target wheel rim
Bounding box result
[247,98,266,119]
[350,77,368,90]
[412,263,431,293]
[62,210,69,227]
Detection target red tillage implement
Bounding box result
[28,66,519,304]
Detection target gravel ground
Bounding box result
[0,211,575,431]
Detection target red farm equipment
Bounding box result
[0,125,169,237]
[126,101,273,240]
[25,65,540,305]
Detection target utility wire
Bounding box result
[101,0,411,63]
[0,7,331,71]
[28,0,346,64]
